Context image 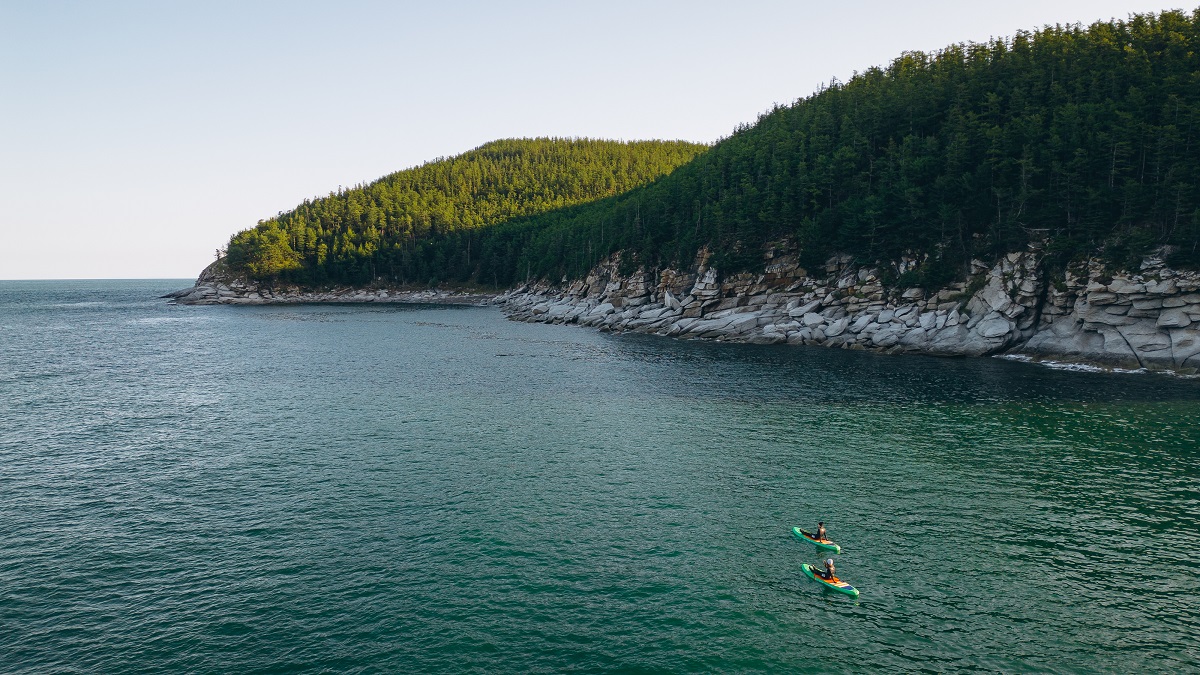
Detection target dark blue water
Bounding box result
[2,280,1198,672]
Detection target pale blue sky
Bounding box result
[0,1,1185,279]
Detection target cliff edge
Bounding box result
[167,247,1200,373]
[500,246,1200,374]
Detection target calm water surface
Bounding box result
[2,280,1198,673]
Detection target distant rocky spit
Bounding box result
[164,262,494,306]
[170,246,1200,374]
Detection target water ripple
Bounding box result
[1,280,1198,672]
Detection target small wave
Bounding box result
[48,301,108,308]
[995,354,1198,378]
[996,353,1148,374]
[128,317,196,325]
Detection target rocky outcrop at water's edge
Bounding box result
[170,247,1200,374]
[500,245,1200,374]
[163,260,496,306]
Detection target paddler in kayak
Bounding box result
[815,522,828,541]
[815,558,836,581]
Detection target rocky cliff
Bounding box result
[501,246,1200,374]
[170,248,1200,373]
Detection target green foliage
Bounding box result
[895,255,959,291]
[227,9,1200,288]
[224,138,706,285]
[518,7,1200,277]
[505,8,1200,280]
[225,223,301,279]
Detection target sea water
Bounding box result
[2,280,1198,672]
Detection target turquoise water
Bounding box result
[2,280,1198,673]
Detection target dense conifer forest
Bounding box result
[222,138,706,285]
[225,9,1200,288]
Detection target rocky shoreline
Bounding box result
[164,262,495,306]
[170,248,1200,374]
[499,246,1200,374]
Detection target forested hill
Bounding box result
[222,138,707,284]
[225,9,1200,290]
[500,8,1200,286]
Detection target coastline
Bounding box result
[163,284,496,306]
[162,262,497,306]
[169,247,1200,375]
[497,246,1200,375]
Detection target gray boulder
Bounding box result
[976,316,1013,339]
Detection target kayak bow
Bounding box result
[792,526,841,553]
[801,563,859,597]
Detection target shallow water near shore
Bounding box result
[2,280,1198,672]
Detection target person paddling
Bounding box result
[815,522,827,541]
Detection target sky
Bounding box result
[0,1,1188,279]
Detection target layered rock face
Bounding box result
[502,248,1200,373]
[170,248,1200,372]
[1025,256,1200,370]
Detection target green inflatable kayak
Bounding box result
[801,563,859,597]
[792,526,841,553]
